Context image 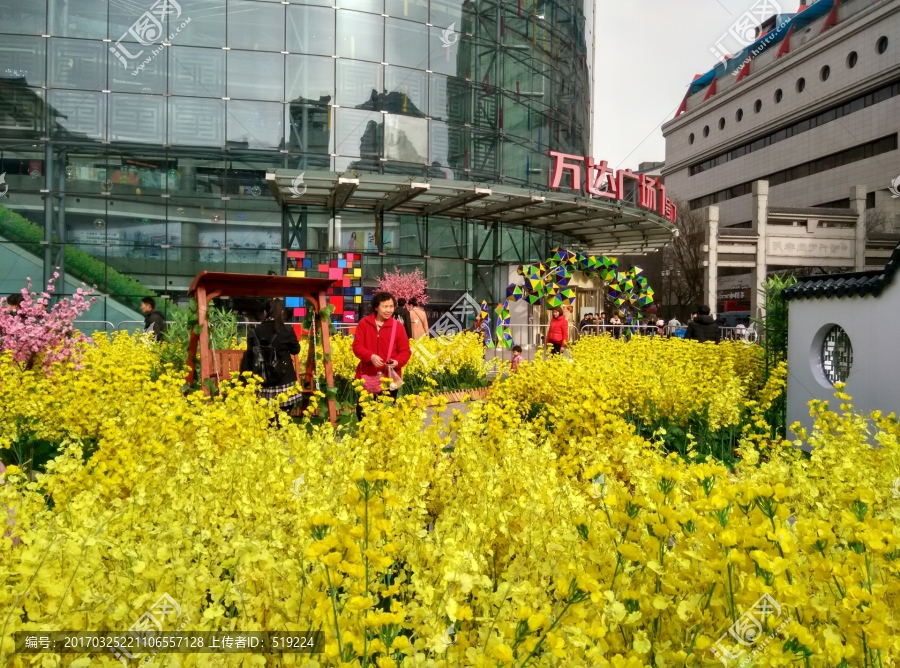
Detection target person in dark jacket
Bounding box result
[395,298,413,339]
[141,297,168,342]
[685,305,721,343]
[241,298,303,411]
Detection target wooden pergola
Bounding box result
[186,272,338,425]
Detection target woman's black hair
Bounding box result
[512,345,522,353]
[408,297,418,307]
[265,298,287,331]
[371,292,395,310]
[7,294,23,306]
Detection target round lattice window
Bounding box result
[821,326,853,385]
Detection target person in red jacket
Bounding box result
[352,291,411,421]
[546,306,569,355]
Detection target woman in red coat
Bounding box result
[352,292,411,421]
[546,306,569,355]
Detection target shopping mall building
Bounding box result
[0,0,673,326]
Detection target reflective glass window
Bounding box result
[169,45,225,97]
[110,94,167,144]
[428,121,456,177]
[384,114,427,163]
[109,43,168,94]
[176,0,226,47]
[335,108,381,157]
[227,1,285,51]
[49,38,107,90]
[430,0,461,29]
[386,0,427,21]
[286,55,334,102]
[286,104,334,157]
[336,12,383,62]
[336,59,382,107]
[337,0,384,14]
[49,91,107,140]
[429,26,460,76]
[0,0,47,35]
[0,35,46,87]
[228,51,284,101]
[385,18,428,69]
[384,66,427,116]
[50,0,107,39]
[169,96,225,146]
[0,87,45,135]
[287,6,335,56]
[227,101,285,150]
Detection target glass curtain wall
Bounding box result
[0,0,589,319]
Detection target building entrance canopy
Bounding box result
[266,171,675,254]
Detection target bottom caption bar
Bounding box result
[14,632,323,654]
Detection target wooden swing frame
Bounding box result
[185,271,338,426]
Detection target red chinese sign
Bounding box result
[548,151,677,223]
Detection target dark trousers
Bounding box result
[356,389,399,422]
[549,342,563,355]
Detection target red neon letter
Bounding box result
[638,174,658,211]
[548,151,584,190]
[587,158,617,199]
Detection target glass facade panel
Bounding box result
[287,6,335,56]
[176,0,227,47]
[50,0,107,39]
[335,108,381,158]
[385,18,428,69]
[169,96,225,146]
[49,38,107,90]
[336,12,383,63]
[384,114,427,164]
[0,35,46,88]
[336,59,382,107]
[227,50,284,101]
[386,0,427,22]
[169,46,226,97]
[109,94,167,144]
[384,66,427,116]
[109,43,168,94]
[49,90,107,140]
[0,0,47,35]
[286,55,334,102]
[337,0,384,14]
[227,0,285,51]
[226,101,285,150]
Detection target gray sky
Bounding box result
[592,0,804,169]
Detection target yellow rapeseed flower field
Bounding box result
[0,332,898,667]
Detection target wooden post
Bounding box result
[318,292,338,426]
[197,286,210,391]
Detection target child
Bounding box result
[510,345,523,373]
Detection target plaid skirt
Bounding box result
[259,382,304,410]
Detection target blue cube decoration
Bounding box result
[285,297,301,308]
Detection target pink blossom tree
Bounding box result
[0,271,96,372]
[375,267,428,305]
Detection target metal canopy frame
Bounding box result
[267,170,674,254]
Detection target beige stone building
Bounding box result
[662,0,900,245]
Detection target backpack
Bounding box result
[249,327,286,387]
